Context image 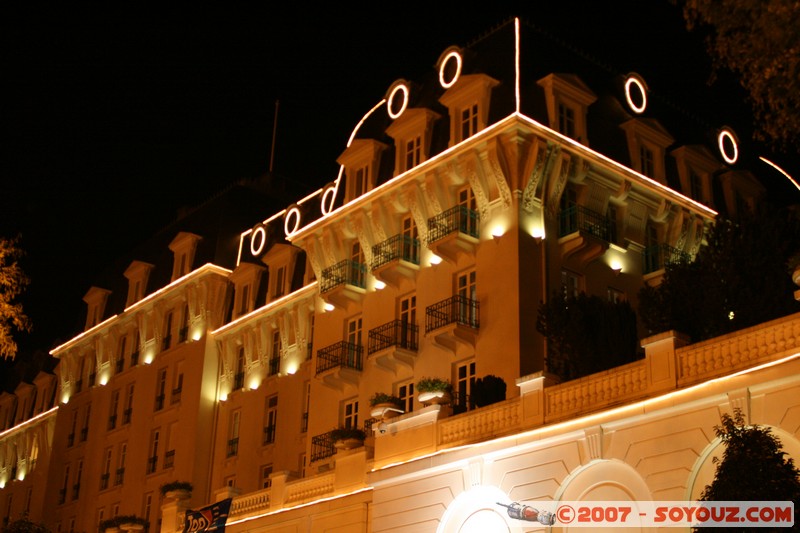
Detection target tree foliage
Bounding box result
[682,0,800,150]
[697,409,800,531]
[0,236,31,360]
[639,205,800,342]
[2,515,51,533]
[536,291,640,382]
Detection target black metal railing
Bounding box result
[368,320,418,354]
[75,379,83,393]
[89,372,96,387]
[559,204,615,241]
[234,372,244,390]
[122,407,132,425]
[427,205,480,243]
[425,295,480,332]
[227,437,239,458]
[80,426,88,442]
[164,449,175,469]
[300,412,309,433]
[315,341,363,375]
[162,334,172,351]
[154,394,165,411]
[130,350,139,366]
[642,244,690,274]
[146,456,158,474]
[268,357,280,376]
[371,234,420,270]
[171,387,182,405]
[311,431,335,462]
[67,433,75,447]
[108,415,117,431]
[321,259,366,293]
[72,483,80,500]
[99,473,109,491]
[114,468,125,486]
[116,358,124,373]
[263,424,276,445]
[179,326,188,343]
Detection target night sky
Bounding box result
[4,3,799,364]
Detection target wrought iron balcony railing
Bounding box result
[559,204,615,242]
[315,341,363,375]
[154,394,165,411]
[130,350,139,366]
[311,431,335,462]
[425,295,480,332]
[321,259,366,293]
[116,358,124,373]
[122,407,132,425]
[227,437,239,458]
[368,320,418,354]
[114,468,125,486]
[427,205,480,243]
[268,357,280,376]
[146,455,158,474]
[642,244,690,274]
[171,387,182,405]
[164,449,175,469]
[263,424,276,445]
[371,234,420,270]
[99,473,109,491]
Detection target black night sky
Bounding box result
[3,3,799,370]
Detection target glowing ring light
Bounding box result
[439,50,462,89]
[387,83,409,119]
[321,183,338,216]
[284,206,302,238]
[717,128,739,164]
[250,224,267,256]
[624,74,647,114]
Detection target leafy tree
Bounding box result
[0,236,31,360]
[639,205,800,342]
[536,291,640,382]
[697,409,800,531]
[3,515,51,533]
[682,0,800,150]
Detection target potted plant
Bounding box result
[331,426,367,450]
[369,392,405,420]
[160,480,193,500]
[416,377,452,404]
[99,516,149,533]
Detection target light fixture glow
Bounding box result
[717,128,739,164]
[624,74,648,114]
[491,226,505,239]
[99,374,109,386]
[323,303,335,312]
[249,378,261,390]
[285,361,299,375]
[144,352,154,365]
[219,392,228,402]
[374,280,386,290]
[759,156,800,192]
[430,255,442,265]
[386,82,409,120]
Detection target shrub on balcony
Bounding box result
[159,480,193,496]
[99,516,148,532]
[331,426,366,442]
[369,392,404,407]
[470,374,506,408]
[416,377,452,394]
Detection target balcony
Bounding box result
[425,295,480,352]
[227,437,239,458]
[315,341,363,390]
[643,243,690,276]
[370,234,420,286]
[558,204,615,265]
[122,407,132,425]
[320,259,366,309]
[427,205,480,263]
[268,357,280,376]
[310,431,336,462]
[263,424,276,445]
[114,467,125,486]
[99,473,109,491]
[164,449,175,469]
[171,387,182,405]
[367,320,418,372]
[146,455,158,474]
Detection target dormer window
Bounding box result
[620,118,675,185]
[386,108,440,175]
[537,74,597,144]
[229,263,265,319]
[671,145,720,207]
[439,73,499,147]
[124,261,154,308]
[168,232,202,282]
[83,287,111,331]
[337,139,387,203]
[261,243,302,303]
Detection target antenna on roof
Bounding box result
[269,99,279,174]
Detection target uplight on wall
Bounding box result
[374,280,386,290]
[323,303,335,312]
[430,254,443,265]
[610,259,623,275]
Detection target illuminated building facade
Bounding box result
[2,17,797,532]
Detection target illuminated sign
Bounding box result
[624,73,648,114]
[717,127,739,164]
[438,48,462,89]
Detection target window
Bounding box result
[350,241,365,287]
[639,144,654,177]
[457,269,477,327]
[399,294,416,349]
[239,284,251,316]
[301,381,310,433]
[690,170,703,201]
[72,459,82,500]
[115,443,127,485]
[172,362,184,404]
[143,493,153,527]
[109,390,119,430]
[225,476,236,488]
[608,287,625,303]
[397,381,414,414]
[405,136,421,171]
[342,398,358,429]
[123,384,134,424]
[155,368,166,411]
[80,404,90,442]
[561,269,581,299]
[59,465,70,504]
[458,187,478,236]
[346,316,363,368]
[558,102,576,139]
[116,336,126,373]
[263,396,278,445]
[261,464,273,489]
[460,103,478,140]
[455,360,476,413]
[100,448,112,490]
[179,304,189,343]
[269,331,281,376]
[401,215,419,264]
[273,266,286,299]
[130,330,140,366]
[354,166,368,197]
[147,429,160,474]
[227,410,240,457]
[162,311,174,351]
[234,348,245,390]
[67,410,77,447]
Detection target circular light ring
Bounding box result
[717,127,739,164]
[320,182,339,216]
[438,49,462,89]
[386,82,409,119]
[284,205,302,238]
[250,224,267,256]
[624,73,648,114]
